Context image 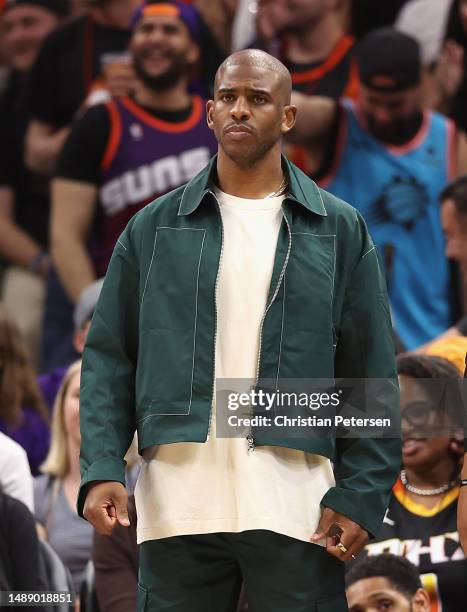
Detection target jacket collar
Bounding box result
[177,154,327,217]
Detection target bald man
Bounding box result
[78,50,401,612]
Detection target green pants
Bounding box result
[137,530,348,612]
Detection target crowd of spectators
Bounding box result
[1,0,467,610]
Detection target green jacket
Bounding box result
[78,155,401,537]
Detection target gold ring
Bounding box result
[337,542,348,554]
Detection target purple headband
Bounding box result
[130,1,201,43]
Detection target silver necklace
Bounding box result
[266,176,288,198]
[400,469,458,496]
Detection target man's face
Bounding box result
[130,13,199,91]
[286,0,334,23]
[359,85,421,145]
[207,62,296,168]
[1,5,59,72]
[259,0,332,34]
[347,577,429,612]
[441,198,467,278]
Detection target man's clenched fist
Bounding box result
[83,481,129,535]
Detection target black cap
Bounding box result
[4,0,70,17]
[357,27,421,91]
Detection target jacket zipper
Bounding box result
[247,206,292,452]
[206,190,224,442]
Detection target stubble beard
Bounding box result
[220,135,279,170]
[133,53,189,93]
[365,110,422,145]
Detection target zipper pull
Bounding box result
[246,434,255,452]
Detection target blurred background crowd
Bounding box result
[1,0,467,610]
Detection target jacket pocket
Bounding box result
[279,233,336,379]
[137,227,206,415]
[140,226,206,330]
[137,328,198,415]
[286,232,335,334]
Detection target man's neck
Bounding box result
[285,14,344,65]
[216,147,284,199]
[405,457,457,490]
[133,79,192,111]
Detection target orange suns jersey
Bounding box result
[362,479,467,612]
[284,34,359,99]
[94,94,218,276]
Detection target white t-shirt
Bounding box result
[0,431,34,512]
[135,188,335,545]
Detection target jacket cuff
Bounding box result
[77,456,127,518]
[320,486,383,539]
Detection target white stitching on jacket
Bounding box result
[290,232,336,237]
[361,246,376,260]
[140,226,206,416]
[141,232,158,305]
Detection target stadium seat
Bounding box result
[37,539,74,612]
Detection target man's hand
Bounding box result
[458,486,467,553]
[310,507,369,562]
[83,481,130,535]
[105,62,137,99]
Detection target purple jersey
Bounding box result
[0,407,50,476]
[96,95,218,275]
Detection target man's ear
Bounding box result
[412,587,431,611]
[281,104,297,135]
[73,328,86,354]
[206,100,215,130]
[450,428,465,461]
